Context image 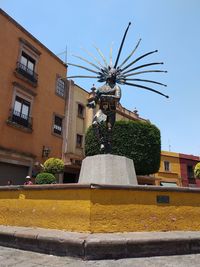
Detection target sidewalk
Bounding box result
[0,225,200,260]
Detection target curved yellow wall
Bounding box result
[0,187,91,232]
[90,188,200,232]
[1,185,200,233]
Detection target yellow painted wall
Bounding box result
[0,188,91,232]
[90,188,200,232]
[1,186,200,233]
[155,151,181,180]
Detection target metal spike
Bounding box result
[121,50,158,72]
[110,42,113,67]
[67,75,100,79]
[72,54,102,71]
[123,82,169,98]
[67,63,100,74]
[124,70,167,78]
[118,38,141,69]
[81,47,105,68]
[93,45,108,67]
[114,22,131,68]
[124,78,167,87]
[123,62,164,75]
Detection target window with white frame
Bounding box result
[17,39,40,84]
[56,78,65,97]
[53,115,63,135]
[17,51,38,83]
[8,89,33,129]
[20,51,36,74]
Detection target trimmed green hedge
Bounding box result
[35,172,56,184]
[43,158,64,174]
[85,120,161,175]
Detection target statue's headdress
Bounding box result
[67,22,168,98]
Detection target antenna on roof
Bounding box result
[168,139,171,152]
[56,44,68,64]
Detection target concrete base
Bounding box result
[78,154,138,185]
[1,225,200,260]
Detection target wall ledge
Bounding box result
[0,183,200,193]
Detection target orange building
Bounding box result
[0,9,67,185]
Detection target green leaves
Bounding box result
[194,163,200,179]
[85,120,161,175]
[43,158,64,174]
[35,172,56,184]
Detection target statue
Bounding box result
[87,72,121,153]
[67,22,168,153]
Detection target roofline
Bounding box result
[74,82,90,94]
[162,150,200,160]
[179,153,200,161]
[0,8,67,68]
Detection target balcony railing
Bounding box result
[16,62,38,84]
[8,109,33,129]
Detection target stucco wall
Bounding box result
[155,151,181,179]
[0,10,67,163]
[0,185,91,232]
[1,184,200,233]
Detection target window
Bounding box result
[11,96,32,128]
[77,103,84,118]
[17,51,38,83]
[76,134,83,148]
[164,161,170,172]
[56,78,65,97]
[20,51,35,73]
[53,115,63,135]
[187,165,194,179]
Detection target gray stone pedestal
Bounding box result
[78,154,138,185]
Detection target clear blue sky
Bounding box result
[1,0,200,156]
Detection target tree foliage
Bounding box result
[43,158,64,174]
[35,172,56,184]
[85,120,161,175]
[194,163,200,179]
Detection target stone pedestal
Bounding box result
[78,154,138,185]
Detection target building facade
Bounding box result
[154,151,200,187]
[0,9,148,185]
[179,153,200,187]
[0,9,67,185]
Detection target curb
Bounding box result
[1,226,200,260]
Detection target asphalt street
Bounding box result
[0,246,200,267]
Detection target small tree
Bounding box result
[43,158,64,174]
[35,172,56,184]
[194,163,200,179]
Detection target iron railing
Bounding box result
[16,62,38,84]
[8,109,33,129]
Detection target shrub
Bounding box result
[35,172,56,184]
[194,163,200,179]
[43,158,64,174]
[85,120,161,175]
